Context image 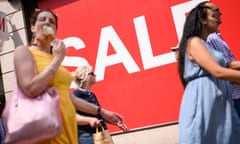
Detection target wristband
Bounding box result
[47,65,56,75]
[97,106,102,116]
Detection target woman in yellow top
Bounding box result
[13,9,128,144]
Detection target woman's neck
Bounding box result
[32,39,51,53]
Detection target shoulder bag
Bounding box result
[2,83,62,144]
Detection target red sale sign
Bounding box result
[39,0,240,132]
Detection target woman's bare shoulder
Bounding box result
[15,45,28,52]
[187,36,205,49]
[14,45,31,55]
[188,36,202,44]
[14,45,33,62]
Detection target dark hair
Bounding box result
[30,8,58,27]
[29,9,58,43]
[0,94,5,116]
[177,1,209,87]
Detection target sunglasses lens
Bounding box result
[88,72,96,76]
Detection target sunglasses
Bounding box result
[171,47,179,52]
[88,72,96,76]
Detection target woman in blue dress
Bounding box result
[177,1,240,144]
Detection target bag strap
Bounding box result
[96,126,105,134]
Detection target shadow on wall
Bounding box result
[7,0,20,7]
[0,19,24,53]
[11,24,24,48]
[0,0,25,51]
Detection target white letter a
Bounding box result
[95,26,140,81]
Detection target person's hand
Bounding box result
[76,114,102,127]
[88,118,102,128]
[101,108,128,132]
[116,121,128,132]
[51,39,66,62]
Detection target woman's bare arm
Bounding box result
[70,92,128,132]
[188,37,240,83]
[228,61,240,70]
[14,41,65,97]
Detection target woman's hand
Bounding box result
[51,39,66,62]
[100,108,128,132]
[88,118,102,128]
[76,114,102,128]
[116,121,128,132]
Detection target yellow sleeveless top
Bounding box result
[30,48,77,144]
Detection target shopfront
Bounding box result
[1,0,240,143]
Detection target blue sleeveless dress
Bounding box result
[179,39,240,144]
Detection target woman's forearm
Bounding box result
[70,92,99,115]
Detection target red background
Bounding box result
[39,0,240,132]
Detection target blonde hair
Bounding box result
[72,65,93,88]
